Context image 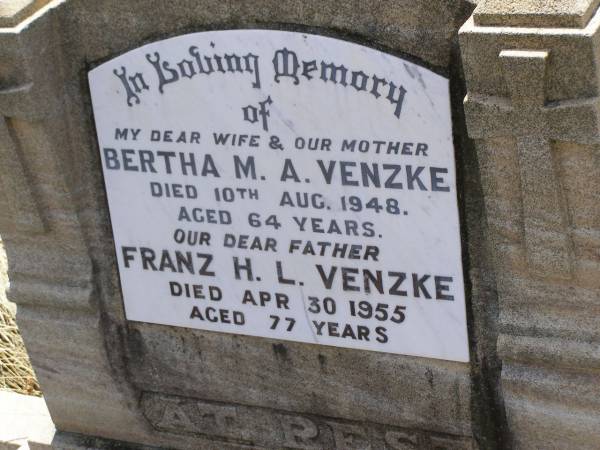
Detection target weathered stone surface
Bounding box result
[474,0,600,28]
[140,391,474,449]
[0,1,488,449]
[128,323,472,436]
[0,391,55,449]
[460,1,600,448]
[0,0,52,27]
[4,0,599,448]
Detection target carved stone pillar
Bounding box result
[0,1,152,444]
[460,1,600,448]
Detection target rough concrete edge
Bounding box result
[449,32,509,450]
[461,9,600,38]
[0,0,50,28]
[0,0,63,32]
[473,0,600,29]
[0,391,55,450]
[50,431,165,450]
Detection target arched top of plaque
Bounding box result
[89,30,451,141]
[89,30,467,363]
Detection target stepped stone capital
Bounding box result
[473,0,600,28]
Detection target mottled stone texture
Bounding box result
[460,0,600,448]
[0,0,52,27]
[473,0,600,27]
[0,0,488,448]
[2,0,596,449]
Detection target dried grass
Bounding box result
[0,301,41,396]
[0,238,41,396]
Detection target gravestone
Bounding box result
[89,30,468,362]
[0,0,599,449]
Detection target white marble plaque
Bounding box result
[89,30,469,362]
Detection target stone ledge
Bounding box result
[0,391,54,449]
[0,0,51,28]
[473,0,600,28]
